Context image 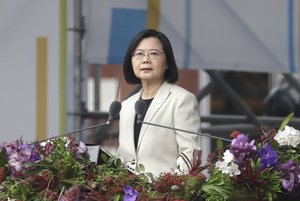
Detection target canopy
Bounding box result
[85,0,299,73]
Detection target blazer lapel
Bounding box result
[136,82,172,152]
[126,91,142,155]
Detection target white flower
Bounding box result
[223,149,234,163]
[215,160,241,176]
[228,163,241,177]
[39,141,49,147]
[215,161,228,172]
[274,126,300,147]
[77,141,87,153]
[215,150,241,177]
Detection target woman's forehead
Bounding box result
[136,37,162,49]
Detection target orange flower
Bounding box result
[230,131,240,139]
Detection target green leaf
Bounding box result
[140,174,150,182]
[101,153,109,162]
[201,170,233,201]
[114,158,122,168]
[250,158,260,172]
[138,164,145,172]
[135,164,145,173]
[279,113,294,131]
[216,139,224,151]
[113,193,121,201]
[0,148,7,167]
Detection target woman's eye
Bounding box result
[135,52,144,56]
[149,51,159,56]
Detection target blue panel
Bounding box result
[108,8,146,64]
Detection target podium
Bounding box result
[86,144,112,165]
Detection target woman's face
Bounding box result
[131,37,167,84]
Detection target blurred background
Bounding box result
[1,0,300,157]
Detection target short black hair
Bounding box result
[123,29,178,84]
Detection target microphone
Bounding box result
[107,100,122,123]
[134,99,231,142]
[40,101,122,142]
[135,99,147,123]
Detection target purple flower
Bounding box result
[19,144,40,162]
[280,160,300,193]
[123,185,138,201]
[4,139,41,173]
[59,186,82,201]
[230,134,257,165]
[258,143,278,171]
[8,151,22,171]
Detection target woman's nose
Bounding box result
[142,54,151,63]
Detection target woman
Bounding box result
[117,29,201,177]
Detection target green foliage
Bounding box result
[0,148,6,167]
[277,145,300,164]
[113,194,121,201]
[0,137,92,199]
[201,169,233,201]
[0,179,34,200]
[29,140,88,183]
[184,176,205,200]
[216,139,224,152]
[251,157,260,172]
[1,115,300,201]
[279,112,294,131]
[260,169,282,201]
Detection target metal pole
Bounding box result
[94,65,100,111]
[73,0,83,142]
[197,71,226,102]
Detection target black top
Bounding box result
[134,98,153,150]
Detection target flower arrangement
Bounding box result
[0,113,300,201]
[210,113,300,201]
[0,135,207,200]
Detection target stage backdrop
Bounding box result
[85,0,299,73]
[0,0,62,142]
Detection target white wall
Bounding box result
[0,0,60,142]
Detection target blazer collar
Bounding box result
[143,82,172,122]
[136,82,173,152]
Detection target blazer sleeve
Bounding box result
[173,92,201,172]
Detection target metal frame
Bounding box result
[197,70,300,138]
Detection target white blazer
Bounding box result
[117,82,201,177]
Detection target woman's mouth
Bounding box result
[141,67,153,71]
